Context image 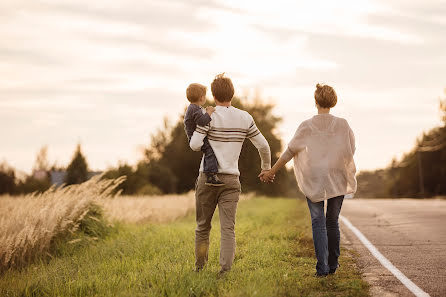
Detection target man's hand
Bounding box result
[258,170,275,183]
[206,106,216,115]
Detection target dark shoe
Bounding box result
[329,264,339,275]
[205,174,225,187]
[314,272,328,277]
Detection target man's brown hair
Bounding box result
[314,83,337,108]
[211,73,234,102]
[186,83,207,103]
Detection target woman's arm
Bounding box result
[260,123,305,182]
[271,157,289,174]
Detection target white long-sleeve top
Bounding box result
[190,105,271,176]
[280,113,357,202]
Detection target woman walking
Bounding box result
[260,83,357,276]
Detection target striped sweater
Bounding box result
[190,105,271,176]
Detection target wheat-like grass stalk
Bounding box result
[0,175,253,271]
[0,175,125,271]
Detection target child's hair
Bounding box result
[211,73,234,102]
[186,83,207,103]
[314,83,337,108]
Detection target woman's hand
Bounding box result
[258,157,291,184]
[259,170,275,183]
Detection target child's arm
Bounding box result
[193,106,215,127]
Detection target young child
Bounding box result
[184,83,224,186]
[260,83,356,276]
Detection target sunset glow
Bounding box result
[1,0,445,174]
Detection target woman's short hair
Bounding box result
[314,83,337,108]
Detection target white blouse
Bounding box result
[280,113,357,202]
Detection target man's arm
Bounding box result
[189,125,209,151]
[247,119,271,170]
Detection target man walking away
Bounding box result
[190,73,271,276]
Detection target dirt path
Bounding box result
[340,198,446,297]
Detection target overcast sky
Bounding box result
[1,0,445,174]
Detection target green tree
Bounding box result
[65,144,89,185]
[16,176,52,194]
[33,146,50,173]
[10,147,52,195]
[0,162,16,195]
[103,162,162,195]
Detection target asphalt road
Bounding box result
[340,198,446,297]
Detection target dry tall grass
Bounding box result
[0,175,252,271]
[100,192,253,224]
[0,175,124,271]
[100,192,195,223]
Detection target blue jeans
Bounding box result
[306,195,344,275]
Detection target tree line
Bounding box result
[103,97,300,197]
[4,91,443,199]
[0,97,300,197]
[356,89,446,198]
[0,144,91,195]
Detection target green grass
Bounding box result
[0,198,369,297]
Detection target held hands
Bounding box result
[206,106,216,115]
[258,158,286,184]
[258,170,275,183]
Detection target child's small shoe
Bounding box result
[329,264,340,275]
[205,174,225,187]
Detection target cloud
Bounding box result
[0,86,186,173]
[0,0,444,173]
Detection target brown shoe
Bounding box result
[194,266,203,272]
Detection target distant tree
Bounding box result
[16,176,52,194]
[33,146,50,173]
[145,118,171,161]
[355,169,391,198]
[15,146,52,194]
[234,97,298,197]
[357,89,446,198]
[0,162,16,195]
[440,88,446,124]
[24,145,52,193]
[103,162,162,195]
[65,144,89,185]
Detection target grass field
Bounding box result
[0,197,369,297]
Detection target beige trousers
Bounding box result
[195,173,241,271]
